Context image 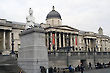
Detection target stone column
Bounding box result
[88,39,90,51]
[70,34,73,51]
[89,39,91,51]
[63,33,65,47]
[66,34,69,46]
[50,32,53,51]
[59,33,61,48]
[86,39,88,52]
[73,35,76,51]
[6,31,11,50]
[55,32,57,50]
[3,30,6,50]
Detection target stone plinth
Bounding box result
[18,27,48,73]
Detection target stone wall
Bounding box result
[48,52,110,68]
[46,18,62,26]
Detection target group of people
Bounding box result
[95,61,110,69]
[48,67,60,73]
[68,64,84,73]
[40,61,110,73]
[40,66,60,73]
[66,61,110,73]
[40,66,46,73]
[40,63,87,73]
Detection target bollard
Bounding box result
[47,68,48,73]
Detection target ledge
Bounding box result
[20,27,46,36]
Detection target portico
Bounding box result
[45,26,79,52]
[84,36,97,52]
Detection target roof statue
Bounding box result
[52,6,55,10]
[98,27,103,35]
[26,8,35,29]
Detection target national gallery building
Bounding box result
[0,6,110,54]
[41,6,110,52]
[0,19,25,53]
[0,6,110,67]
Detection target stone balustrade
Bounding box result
[48,51,110,60]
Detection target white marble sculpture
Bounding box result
[26,8,35,29]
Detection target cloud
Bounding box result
[0,0,110,36]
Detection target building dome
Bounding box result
[46,6,61,20]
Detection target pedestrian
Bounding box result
[88,62,92,69]
[80,64,84,73]
[49,67,53,73]
[57,68,60,73]
[43,66,46,73]
[77,65,80,71]
[68,65,72,72]
[54,67,57,72]
[40,66,43,73]
[19,70,22,73]
[108,61,110,67]
[63,68,65,73]
[103,63,106,68]
[71,65,74,73]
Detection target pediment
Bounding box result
[45,25,79,32]
[56,25,79,31]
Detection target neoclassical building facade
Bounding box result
[40,6,110,67]
[0,6,110,54]
[0,7,110,67]
[0,19,25,53]
[41,6,110,52]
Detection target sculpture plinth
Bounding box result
[18,27,48,73]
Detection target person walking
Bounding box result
[80,64,84,73]
[68,65,72,72]
[57,68,60,73]
[49,67,53,73]
[54,67,57,73]
[19,70,22,73]
[89,62,92,69]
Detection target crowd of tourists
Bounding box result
[95,61,110,69]
[40,61,110,73]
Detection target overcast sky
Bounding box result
[0,0,110,36]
